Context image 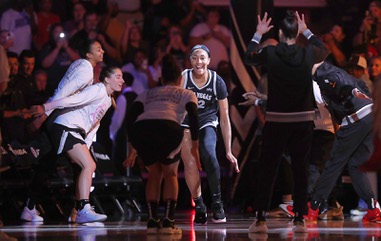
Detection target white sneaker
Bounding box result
[350,208,367,216]
[20,207,44,222]
[75,204,107,224]
[68,208,78,223]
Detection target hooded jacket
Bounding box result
[244,30,329,122]
[313,61,373,124]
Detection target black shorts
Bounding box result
[130,119,183,166]
[50,123,86,154]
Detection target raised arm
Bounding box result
[244,12,274,65]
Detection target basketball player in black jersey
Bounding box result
[181,44,239,224]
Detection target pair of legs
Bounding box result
[181,127,226,223]
[182,127,223,200]
[146,161,179,202]
[310,115,377,220]
[130,119,184,233]
[66,143,96,201]
[251,121,314,233]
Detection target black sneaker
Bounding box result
[194,204,207,225]
[147,218,161,234]
[212,202,226,223]
[161,218,182,234]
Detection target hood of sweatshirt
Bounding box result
[275,42,305,67]
[314,61,336,77]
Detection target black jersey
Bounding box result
[181,69,228,129]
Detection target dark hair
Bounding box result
[161,54,181,84]
[7,51,18,58]
[48,23,64,47]
[190,44,211,57]
[123,72,134,86]
[78,39,98,59]
[279,10,298,39]
[18,49,35,62]
[99,66,119,83]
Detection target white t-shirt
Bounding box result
[45,59,94,115]
[44,83,111,148]
[136,85,197,124]
[313,81,335,133]
[0,9,32,54]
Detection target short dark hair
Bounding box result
[161,54,181,84]
[7,51,18,59]
[18,49,35,63]
[123,72,134,86]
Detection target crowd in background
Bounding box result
[1,0,381,214]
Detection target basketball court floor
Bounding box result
[1,210,380,241]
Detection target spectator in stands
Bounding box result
[7,52,19,80]
[113,0,144,29]
[63,2,86,38]
[33,0,61,51]
[1,50,36,144]
[164,24,189,69]
[39,23,80,96]
[321,24,347,67]
[121,48,157,94]
[346,54,373,93]
[120,21,150,64]
[97,0,125,64]
[353,0,381,58]
[0,0,37,54]
[188,7,231,70]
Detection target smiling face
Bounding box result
[370,57,381,77]
[190,49,210,77]
[109,68,124,92]
[21,57,35,76]
[86,41,104,66]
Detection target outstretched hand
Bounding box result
[256,12,273,36]
[295,11,307,33]
[238,90,268,106]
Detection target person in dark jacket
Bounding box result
[244,11,329,233]
[308,61,380,222]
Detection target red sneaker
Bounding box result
[304,202,319,221]
[362,202,381,222]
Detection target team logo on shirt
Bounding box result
[195,92,212,101]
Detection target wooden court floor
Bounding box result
[1,210,381,241]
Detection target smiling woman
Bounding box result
[27,66,124,224]
[31,67,124,223]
